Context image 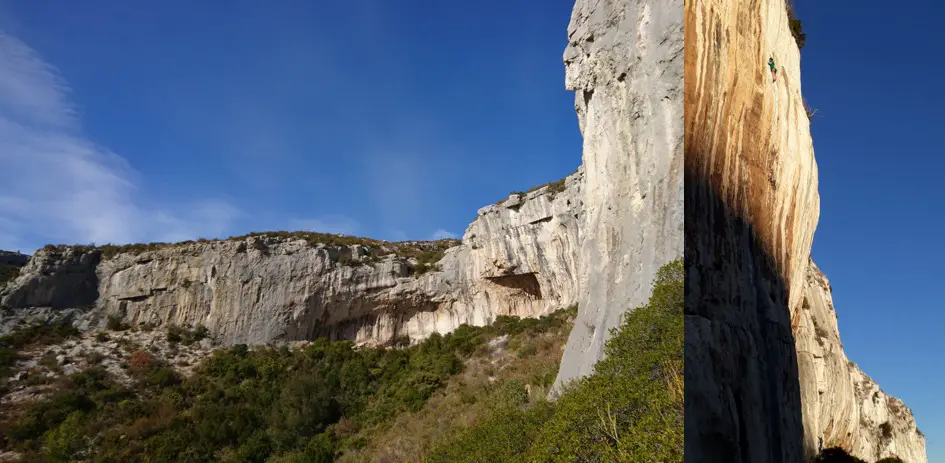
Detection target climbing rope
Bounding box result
[770,0,790,86]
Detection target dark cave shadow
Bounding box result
[684,171,807,462]
[485,272,543,299]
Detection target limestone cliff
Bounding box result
[685,0,925,461]
[552,0,685,391]
[1,0,688,400]
[796,261,926,463]
[1,170,584,347]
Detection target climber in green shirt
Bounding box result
[768,56,778,82]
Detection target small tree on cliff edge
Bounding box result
[786,0,807,48]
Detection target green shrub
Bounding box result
[426,402,555,463]
[516,342,538,359]
[499,170,576,205]
[879,421,893,439]
[106,315,128,331]
[877,458,905,463]
[527,260,683,462]
[42,411,88,462]
[3,368,116,448]
[428,260,683,463]
[166,325,208,346]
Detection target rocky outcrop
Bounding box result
[1,247,101,310]
[685,0,925,461]
[1,169,584,347]
[796,261,926,463]
[551,0,684,392]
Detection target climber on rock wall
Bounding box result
[768,56,778,82]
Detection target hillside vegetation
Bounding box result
[0,308,574,462]
[424,259,683,462]
[0,260,683,463]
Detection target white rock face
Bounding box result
[551,0,684,391]
[1,169,584,347]
[796,261,926,463]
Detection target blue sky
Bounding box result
[798,0,944,459]
[0,0,582,252]
[1,0,940,459]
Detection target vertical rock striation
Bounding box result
[552,0,685,392]
[796,261,926,463]
[685,0,925,461]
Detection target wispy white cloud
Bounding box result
[0,32,240,251]
[430,229,458,240]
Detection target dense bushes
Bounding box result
[427,259,684,462]
[166,324,210,345]
[105,315,128,331]
[0,307,576,462]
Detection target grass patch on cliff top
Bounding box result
[497,169,577,205]
[40,232,461,270]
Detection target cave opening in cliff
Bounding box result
[485,272,542,299]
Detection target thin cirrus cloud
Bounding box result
[0,32,242,252]
[430,229,458,240]
[287,216,361,236]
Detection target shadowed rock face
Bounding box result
[685,174,805,462]
[551,0,685,393]
[685,0,925,461]
[0,247,101,310]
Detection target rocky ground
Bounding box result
[2,324,219,407]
